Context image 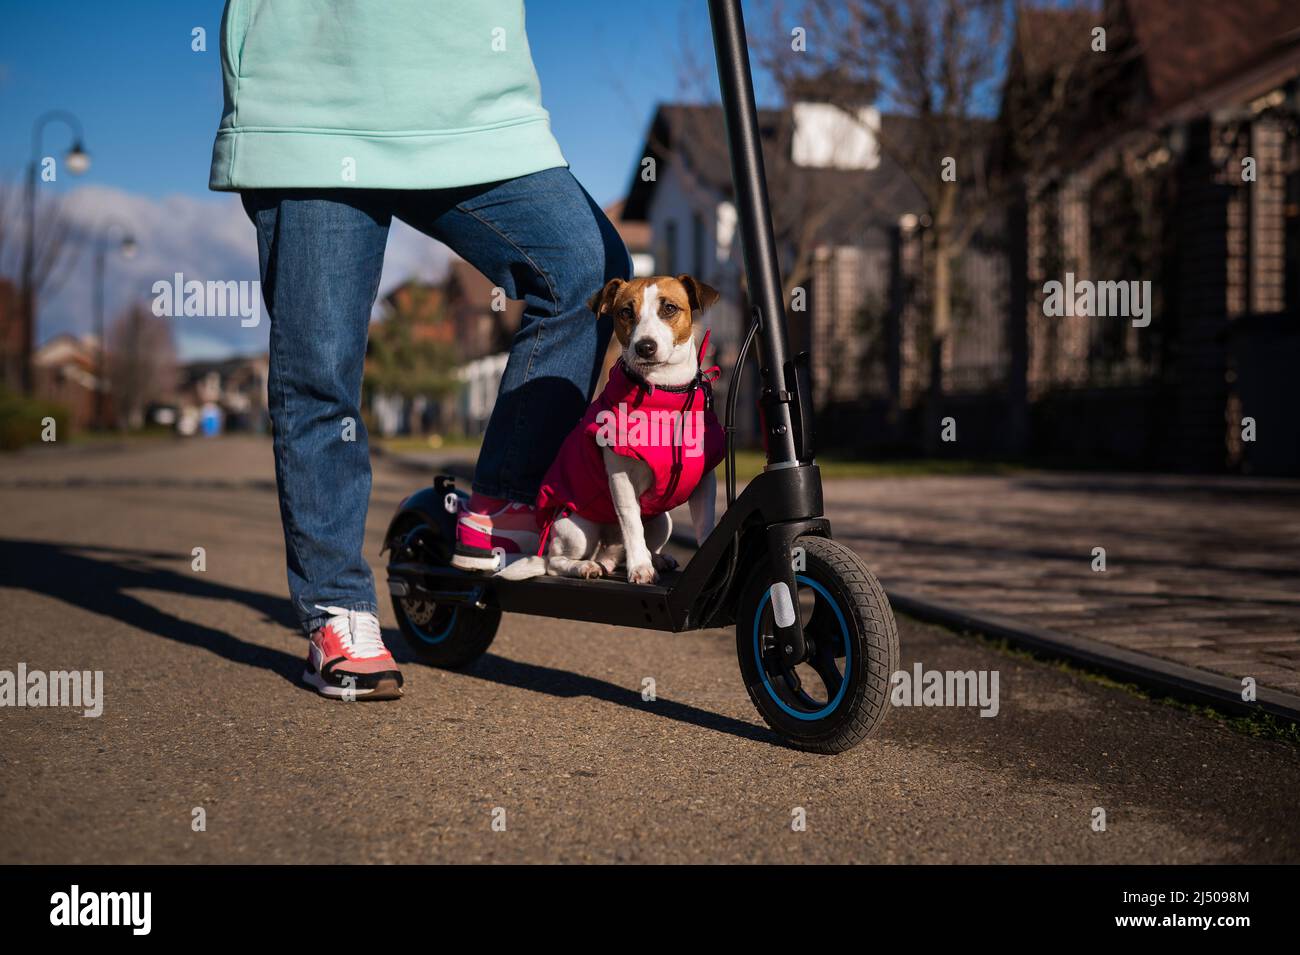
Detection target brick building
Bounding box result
[1006,0,1300,473]
[32,334,102,431]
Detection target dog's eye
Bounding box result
[662,303,679,316]
[619,305,634,320]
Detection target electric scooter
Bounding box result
[383,0,899,754]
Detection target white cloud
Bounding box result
[36,186,450,361]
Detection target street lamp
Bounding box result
[93,220,137,430]
[64,143,92,176]
[18,110,91,396]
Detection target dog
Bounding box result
[498,275,725,584]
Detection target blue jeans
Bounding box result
[242,167,628,634]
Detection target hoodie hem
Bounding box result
[209,117,567,191]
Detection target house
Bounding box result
[175,353,269,434]
[605,199,655,278]
[621,99,1007,451]
[1004,0,1300,473]
[433,202,654,435]
[443,260,523,360]
[381,282,453,344]
[32,333,103,431]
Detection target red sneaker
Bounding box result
[303,606,403,700]
[451,493,541,571]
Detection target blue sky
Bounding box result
[2,0,766,358]
[0,0,847,365]
[0,0,730,206]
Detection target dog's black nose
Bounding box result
[634,338,658,359]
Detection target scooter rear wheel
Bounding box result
[736,536,898,753]
[388,519,500,669]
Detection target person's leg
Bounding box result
[242,190,392,636]
[399,167,631,503]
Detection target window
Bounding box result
[662,220,678,275]
[692,212,706,278]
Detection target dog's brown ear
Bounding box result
[676,275,720,313]
[586,278,626,317]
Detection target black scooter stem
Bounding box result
[707,0,800,467]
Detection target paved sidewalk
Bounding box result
[823,473,1300,708]
[4,436,1299,863]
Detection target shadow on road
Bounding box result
[0,537,305,687]
[2,536,775,741]
[446,651,778,747]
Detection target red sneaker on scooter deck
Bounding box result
[452,493,541,571]
[304,606,403,700]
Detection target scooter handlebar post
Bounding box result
[707,0,800,468]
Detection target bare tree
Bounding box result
[759,0,1015,400]
[657,0,1126,454]
[756,0,1133,450]
[107,305,178,430]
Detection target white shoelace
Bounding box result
[315,605,387,659]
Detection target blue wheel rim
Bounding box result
[409,606,456,645]
[399,522,456,644]
[753,576,851,720]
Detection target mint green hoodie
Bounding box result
[209,0,566,191]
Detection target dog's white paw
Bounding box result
[652,552,678,572]
[627,562,659,585]
[596,556,619,574]
[576,560,605,580]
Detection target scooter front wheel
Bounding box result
[736,536,898,753]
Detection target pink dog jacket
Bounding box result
[536,342,724,532]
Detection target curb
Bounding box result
[669,527,1300,723]
[883,588,1300,724]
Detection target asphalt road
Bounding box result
[1,436,1297,863]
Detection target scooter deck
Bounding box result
[385,465,827,634]
[388,561,683,631]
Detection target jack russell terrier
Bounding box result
[499,275,725,584]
